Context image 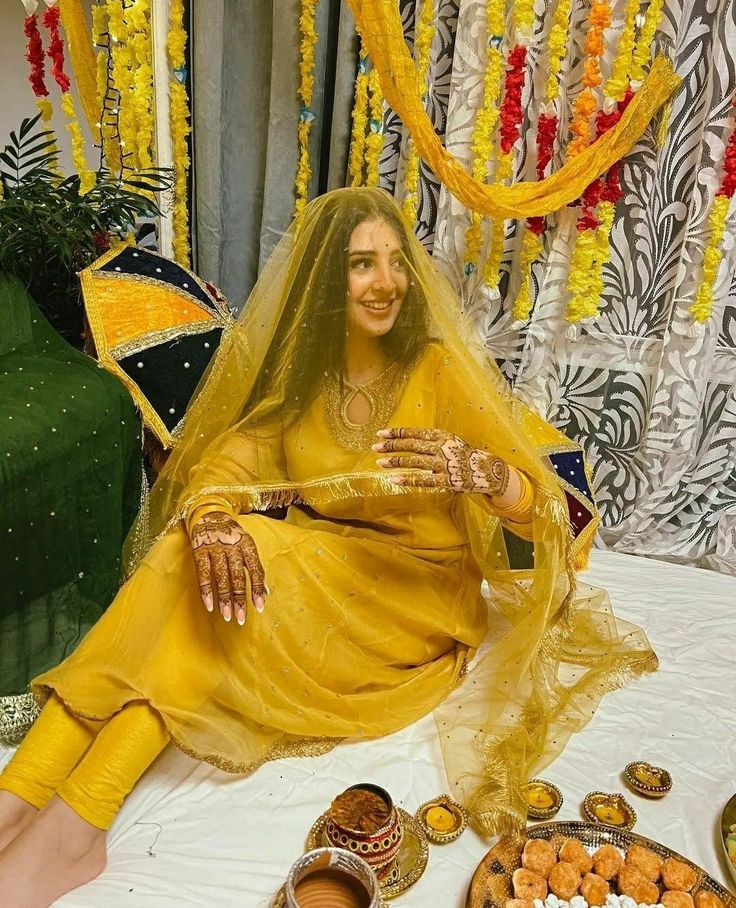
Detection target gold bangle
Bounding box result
[493,472,534,521]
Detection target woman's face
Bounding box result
[345,218,409,340]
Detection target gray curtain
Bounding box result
[192,0,357,309]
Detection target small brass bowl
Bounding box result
[583,791,637,830]
[624,761,673,799]
[415,795,467,844]
[526,779,563,821]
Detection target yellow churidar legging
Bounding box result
[0,694,169,830]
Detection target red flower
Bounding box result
[577,211,600,231]
[43,7,71,94]
[536,112,558,179]
[526,216,545,235]
[24,14,48,98]
[91,230,111,252]
[499,45,527,154]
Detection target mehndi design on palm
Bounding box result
[189,511,267,626]
[374,427,509,495]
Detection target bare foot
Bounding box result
[0,795,106,907]
[0,790,38,851]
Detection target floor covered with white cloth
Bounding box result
[2,550,735,907]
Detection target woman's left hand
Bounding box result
[373,427,509,494]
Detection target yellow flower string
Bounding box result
[545,0,573,102]
[512,229,543,321]
[689,194,730,324]
[349,46,369,186]
[167,0,192,265]
[463,0,506,270]
[366,65,384,187]
[606,0,638,102]
[61,92,96,194]
[108,0,138,171]
[631,0,665,86]
[483,150,514,287]
[295,0,319,222]
[125,0,154,171]
[402,0,436,222]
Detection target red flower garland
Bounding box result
[24,14,48,98]
[499,45,527,154]
[536,111,558,179]
[718,96,736,199]
[43,7,71,94]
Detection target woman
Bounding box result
[0,188,655,907]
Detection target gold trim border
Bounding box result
[0,692,39,747]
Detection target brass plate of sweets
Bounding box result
[306,807,429,900]
[624,761,673,798]
[415,794,468,844]
[583,791,637,830]
[466,821,736,908]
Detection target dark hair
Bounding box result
[245,189,430,422]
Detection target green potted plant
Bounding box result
[0,113,174,347]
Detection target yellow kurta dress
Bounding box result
[33,345,498,772]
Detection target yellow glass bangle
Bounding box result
[493,471,534,521]
[185,498,238,537]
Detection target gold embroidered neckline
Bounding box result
[322,359,411,451]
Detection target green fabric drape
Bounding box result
[0,275,141,700]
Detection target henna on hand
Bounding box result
[373,427,510,496]
[189,511,267,626]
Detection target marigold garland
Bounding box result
[43,7,95,194]
[606,0,638,102]
[483,150,514,288]
[512,228,543,321]
[92,2,121,173]
[366,65,385,188]
[567,0,611,159]
[545,0,573,101]
[462,0,506,270]
[402,0,436,222]
[167,0,192,264]
[484,44,527,289]
[689,97,736,324]
[125,0,154,171]
[631,0,665,86]
[295,0,319,222]
[349,49,369,186]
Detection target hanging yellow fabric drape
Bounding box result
[346,0,681,218]
[58,0,100,142]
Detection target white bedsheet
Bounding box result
[2,551,735,907]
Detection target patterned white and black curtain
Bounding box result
[379,0,736,574]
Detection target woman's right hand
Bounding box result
[189,511,267,626]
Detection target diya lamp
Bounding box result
[583,792,637,830]
[415,794,467,844]
[624,761,673,799]
[325,783,403,883]
[284,846,381,908]
[526,780,563,821]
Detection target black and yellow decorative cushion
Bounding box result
[80,245,234,449]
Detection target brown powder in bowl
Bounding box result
[330,788,390,833]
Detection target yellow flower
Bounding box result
[295,0,320,222]
[605,0,638,101]
[631,0,665,85]
[168,0,192,264]
[546,0,573,102]
[403,0,436,222]
[61,92,95,195]
[366,66,384,188]
[349,50,369,186]
[513,229,543,322]
[689,194,730,323]
[483,151,514,287]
